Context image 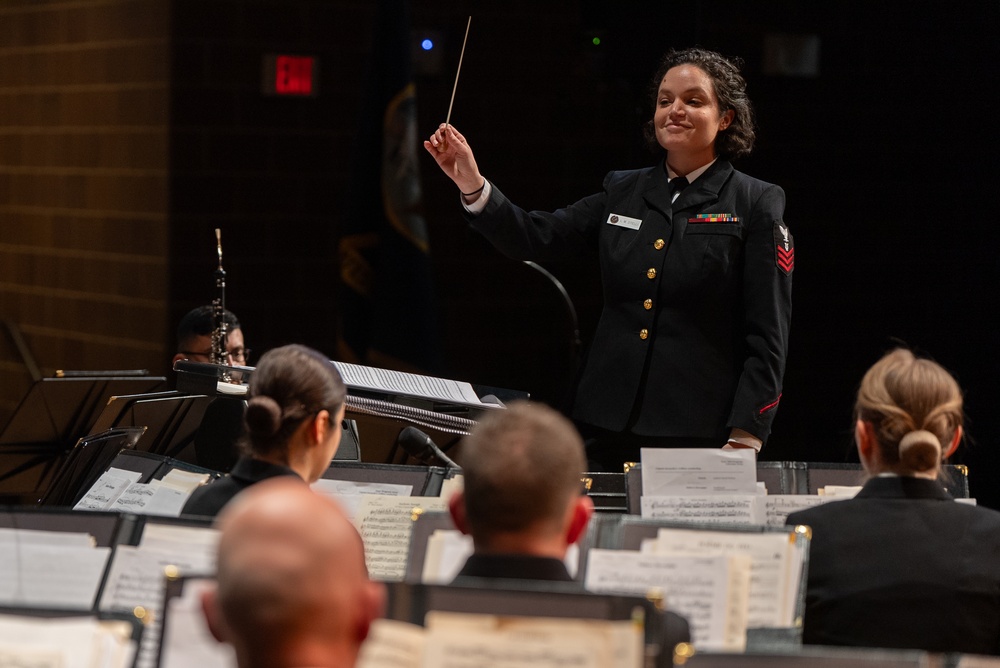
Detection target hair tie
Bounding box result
[899,430,941,451]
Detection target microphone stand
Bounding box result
[522,260,582,373]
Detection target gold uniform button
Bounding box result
[639,328,649,340]
[646,268,656,279]
[643,299,653,310]
[654,239,665,250]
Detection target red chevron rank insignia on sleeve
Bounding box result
[773,221,794,275]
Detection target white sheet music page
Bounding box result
[0,614,123,668]
[356,619,425,668]
[333,361,483,406]
[74,467,143,510]
[584,549,749,652]
[99,543,217,668]
[110,481,191,517]
[310,479,413,522]
[640,495,765,525]
[422,530,473,584]
[640,449,758,496]
[0,541,110,609]
[763,495,835,527]
[159,577,236,668]
[649,528,796,628]
[353,496,448,582]
[423,612,640,668]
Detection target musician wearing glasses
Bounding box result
[173,305,251,369]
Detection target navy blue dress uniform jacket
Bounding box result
[180,456,302,517]
[467,159,792,443]
[786,476,1000,654]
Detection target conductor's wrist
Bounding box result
[459,178,485,196]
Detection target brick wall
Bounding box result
[0,0,171,423]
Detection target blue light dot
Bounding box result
[421,39,434,51]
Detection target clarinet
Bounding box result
[210,228,231,382]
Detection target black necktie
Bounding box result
[670,176,689,202]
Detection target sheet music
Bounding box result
[0,614,131,668]
[311,479,414,522]
[158,469,212,493]
[110,481,191,517]
[640,449,758,496]
[650,528,797,627]
[0,542,110,609]
[333,361,483,406]
[356,619,425,668]
[422,617,627,668]
[584,549,749,651]
[640,495,765,525]
[0,528,94,548]
[159,578,236,668]
[99,544,217,668]
[440,473,464,501]
[763,495,834,526]
[140,523,219,552]
[818,485,862,498]
[422,530,473,584]
[354,496,448,582]
[74,467,144,511]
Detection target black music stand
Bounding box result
[0,507,124,548]
[0,376,166,499]
[91,393,214,461]
[39,427,147,507]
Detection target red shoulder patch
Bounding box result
[773,222,794,275]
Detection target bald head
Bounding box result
[204,478,383,668]
[456,401,590,550]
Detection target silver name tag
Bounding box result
[606,213,642,230]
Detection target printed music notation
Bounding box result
[354,496,447,582]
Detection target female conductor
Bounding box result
[425,47,792,468]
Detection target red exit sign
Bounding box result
[261,54,318,97]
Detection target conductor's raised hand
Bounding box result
[423,124,484,197]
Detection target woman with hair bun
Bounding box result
[787,348,1000,654]
[182,344,346,517]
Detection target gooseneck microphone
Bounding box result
[396,426,459,469]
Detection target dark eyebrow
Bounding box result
[658,86,711,97]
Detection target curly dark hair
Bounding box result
[642,47,756,161]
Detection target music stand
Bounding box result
[39,427,147,507]
[91,393,214,461]
[0,376,167,498]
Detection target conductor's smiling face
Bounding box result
[654,64,732,165]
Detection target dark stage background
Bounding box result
[1,1,998,505]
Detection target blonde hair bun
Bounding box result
[898,429,941,473]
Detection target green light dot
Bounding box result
[592,37,601,46]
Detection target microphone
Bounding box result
[396,426,459,469]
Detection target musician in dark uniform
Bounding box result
[425,48,792,468]
[182,344,346,517]
[787,349,1000,655]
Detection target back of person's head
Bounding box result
[176,305,240,352]
[243,344,346,458]
[203,478,383,668]
[855,348,964,476]
[457,401,589,548]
